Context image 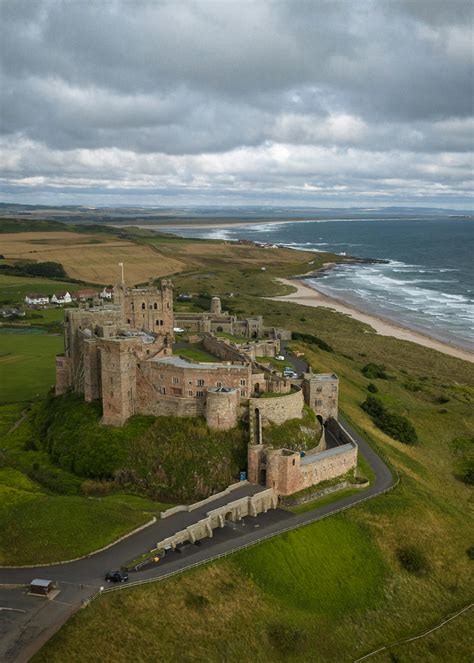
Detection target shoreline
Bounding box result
[270,277,474,364]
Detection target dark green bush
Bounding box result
[467,546,474,560]
[0,261,66,279]
[361,396,418,444]
[362,363,388,379]
[377,412,418,444]
[185,592,210,610]
[367,383,378,393]
[450,437,474,485]
[361,395,386,419]
[397,545,430,575]
[267,623,308,656]
[292,331,334,353]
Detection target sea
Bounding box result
[159,215,474,352]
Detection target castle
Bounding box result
[55,278,357,496]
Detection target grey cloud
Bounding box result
[0,0,472,206]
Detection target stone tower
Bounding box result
[113,280,174,347]
[302,373,339,422]
[100,337,141,426]
[210,296,222,315]
[205,386,240,430]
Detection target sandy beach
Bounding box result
[271,278,474,364]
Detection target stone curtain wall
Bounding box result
[249,387,304,426]
[202,335,248,363]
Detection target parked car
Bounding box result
[284,370,297,378]
[275,355,285,361]
[105,570,129,583]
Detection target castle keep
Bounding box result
[56,278,357,495]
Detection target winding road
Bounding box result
[0,417,395,662]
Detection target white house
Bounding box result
[24,294,50,306]
[51,292,73,305]
[100,287,113,300]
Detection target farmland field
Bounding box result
[0,332,62,403]
[0,231,185,284]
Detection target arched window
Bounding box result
[154,302,158,309]
[141,302,145,310]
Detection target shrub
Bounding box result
[362,363,388,380]
[367,383,378,393]
[397,545,429,575]
[267,623,308,656]
[361,395,386,419]
[361,396,418,444]
[184,592,209,610]
[377,412,418,444]
[450,437,474,485]
[466,546,474,560]
[292,331,334,353]
[453,459,474,485]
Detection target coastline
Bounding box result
[270,277,474,364]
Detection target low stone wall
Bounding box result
[280,480,351,507]
[156,489,278,550]
[160,481,249,519]
[202,334,248,363]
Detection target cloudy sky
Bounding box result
[0,0,473,208]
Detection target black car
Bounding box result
[105,570,129,583]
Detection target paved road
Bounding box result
[0,417,394,662]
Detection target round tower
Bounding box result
[210,296,222,315]
[205,386,239,430]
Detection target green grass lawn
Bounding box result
[0,466,168,565]
[234,515,387,616]
[0,331,63,402]
[0,486,149,565]
[175,346,217,362]
[0,274,81,306]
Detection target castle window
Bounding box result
[216,381,222,387]
[197,379,205,386]
[162,387,166,395]
[316,399,323,407]
[316,386,322,393]
[188,390,193,396]
[171,387,182,396]
[154,302,157,309]
[240,379,246,386]
[292,459,296,466]
[127,319,131,324]
[172,377,179,384]
[156,320,160,325]
[160,320,163,326]
[196,390,204,397]
[141,302,145,310]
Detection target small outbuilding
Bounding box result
[29,579,56,596]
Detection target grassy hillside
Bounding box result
[33,294,474,662]
[0,404,170,565]
[5,393,247,503]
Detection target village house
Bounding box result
[100,287,114,300]
[24,293,49,306]
[51,292,73,305]
[74,289,100,301]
